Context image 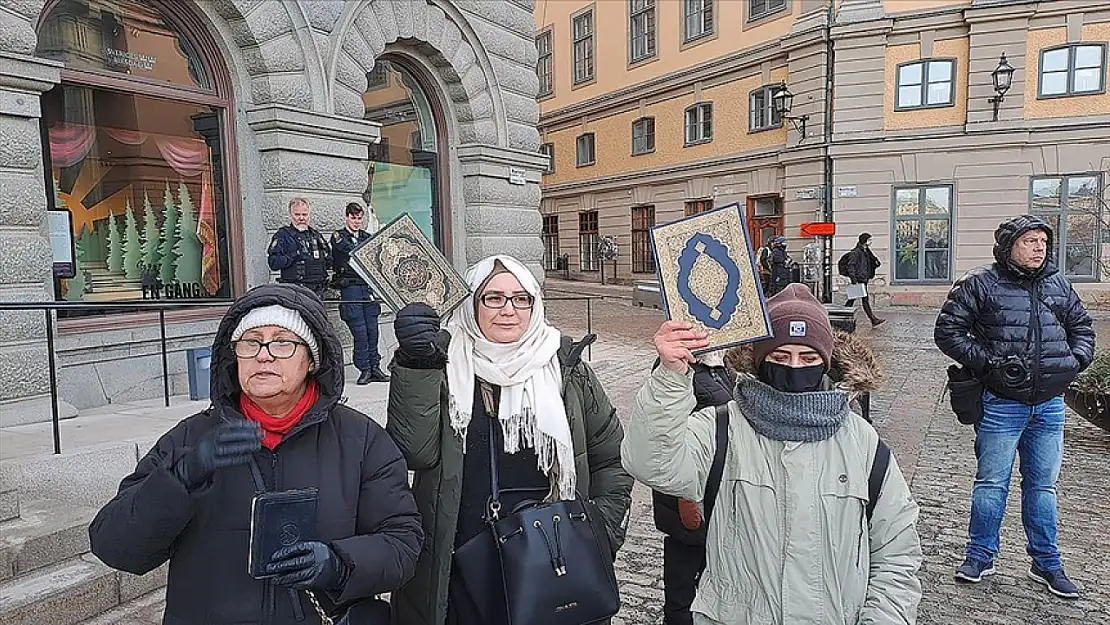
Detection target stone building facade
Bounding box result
[0,0,545,419]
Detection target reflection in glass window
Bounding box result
[363,60,441,249]
[1039,44,1106,97]
[1030,174,1102,278]
[36,0,210,90]
[892,185,953,282]
[896,59,956,109]
[42,84,232,303]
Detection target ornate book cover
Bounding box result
[650,202,772,352]
[348,213,470,316]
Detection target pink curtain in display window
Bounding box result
[47,123,96,168]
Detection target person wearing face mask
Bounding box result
[385,255,634,625]
[622,283,923,624]
[267,198,332,298]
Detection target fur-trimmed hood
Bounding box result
[722,329,884,393]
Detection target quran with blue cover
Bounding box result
[649,202,772,352]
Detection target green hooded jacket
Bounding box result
[387,333,633,625]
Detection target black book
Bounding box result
[248,487,319,579]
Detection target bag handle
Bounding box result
[703,403,730,525]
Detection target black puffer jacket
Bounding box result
[89,284,423,625]
[934,215,1095,405]
[652,361,735,545]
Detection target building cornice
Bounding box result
[830,118,1110,157]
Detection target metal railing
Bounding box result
[0,295,600,454]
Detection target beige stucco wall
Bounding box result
[884,37,970,130]
[883,0,968,15]
[1025,24,1110,119]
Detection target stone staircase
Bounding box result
[0,455,166,625]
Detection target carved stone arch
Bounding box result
[328,0,507,148]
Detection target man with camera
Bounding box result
[934,215,1094,599]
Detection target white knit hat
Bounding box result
[231,304,319,370]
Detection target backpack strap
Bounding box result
[866,437,891,522]
[703,403,731,524]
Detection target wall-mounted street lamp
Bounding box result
[772,85,810,141]
[988,52,1015,122]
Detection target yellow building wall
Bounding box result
[544,70,788,186]
[1025,24,1110,119]
[883,0,969,15]
[536,0,798,113]
[884,37,970,130]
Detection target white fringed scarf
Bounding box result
[445,255,576,501]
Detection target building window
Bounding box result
[36,0,235,308]
[540,142,555,174]
[893,186,953,282]
[684,103,713,145]
[576,133,596,167]
[1039,44,1106,98]
[1031,174,1102,278]
[683,0,713,43]
[632,117,655,155]
[543,215,560,270]
[685,199,714,216]
[629,0,656,64]
[536,30,553,97]
[579,211,600,271]
[750,85,784,131]
[367,63,388,90]
[632,206,656,274]
[572,9,595,85]
[749,0,787,22]
[896,59,956,110]
[752,196,782,216]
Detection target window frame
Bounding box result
[631,205,656,274]
[1029,173,1104,280]
[684,199,714,216]
[749,84,784,132]
[1037,43,1108,99]
[682,0,715,45]
[536,28,554,98]
[894,58,957,111]
[631,116,655,155]
[540,142,555,175]
[684,102,713,146]
[576,132,596,167]
[572,7,596,86]
[890,184,955,284]
[542,215,560,270]
[628,0,657,66]
[748,0,788,24]
[578,210,600,272]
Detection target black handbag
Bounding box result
[463,415,620,625]
[946,364,984,425]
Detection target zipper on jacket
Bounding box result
[1030,282,1042,398]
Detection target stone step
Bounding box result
[0,556,118,625]
[0,489,17,523]
[0,498,99,582]
[77,587,165,625]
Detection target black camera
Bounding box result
[993,355,1030,387]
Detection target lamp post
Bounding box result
[772,85,810,141]
[988,52,1015,122]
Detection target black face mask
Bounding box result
[759,361,826,394]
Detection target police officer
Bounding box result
[267,198,331,298]
[331,202,389,385]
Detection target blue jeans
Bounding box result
[966,390,1065,571]
[339,285,382,371]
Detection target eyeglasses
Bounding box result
[232,339,306,360]
[479,293,535,310]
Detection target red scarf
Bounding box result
[239,380,320,450]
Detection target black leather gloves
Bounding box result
[394,303,446,368]
[173,420,262,491]
[266,541,348,591]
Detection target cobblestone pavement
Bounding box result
[89,297,1110,624]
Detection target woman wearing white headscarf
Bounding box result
[386,255,633,625]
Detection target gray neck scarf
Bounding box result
[733,376,849,442]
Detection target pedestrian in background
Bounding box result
[332,202,388,385]
[767,236,793,296]
[386,255,633,625]
[935,215,1094,598]
[651,351,735,625]
[267,198,331,298]
[88,283,422,624]
[844,232,886,327]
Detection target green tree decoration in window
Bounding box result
[141,192,161,272]
[122,199,142,279]
[106,211,123,275]
[159,181,181,283]
[175,181,202,284]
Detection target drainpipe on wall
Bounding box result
[821,0,836,304]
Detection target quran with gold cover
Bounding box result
[650,202,772,352]
[348,213,470,316]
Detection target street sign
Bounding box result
[800,222,836,237]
